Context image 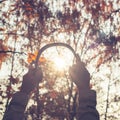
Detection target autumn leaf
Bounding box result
[39,57,46,63]
[0,41,9,68]
[25,3,33,11]
[27,51,46,64]
[9,75,19,85]
[0,28,5,31]
[101,1,106,11]
[26,7,33,11]
[27,53,36,63]
[49,91,58,99]
[6,85,13,99]
[2,13,8,18]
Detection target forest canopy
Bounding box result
[0,0,120,120]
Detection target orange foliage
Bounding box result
[0,28,5,31]
[49,91,58,99]
[25,3,33,11]
[0,41,9,68]
[27,51,46,64]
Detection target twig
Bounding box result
[108,8,120,18]
[0,50,26,54]
[105,74,111,120]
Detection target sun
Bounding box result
[54,57,67,71]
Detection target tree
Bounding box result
[0,0,120,119]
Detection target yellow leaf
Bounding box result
[39,57,46,63]
[27,51,46,64]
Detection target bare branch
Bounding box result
[108,8,120,18]
[0,50,26,55]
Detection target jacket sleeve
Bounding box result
[77,90,100,120]
[3,91,29,120]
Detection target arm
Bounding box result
[3,92,29,120]
[69,56,99,120]
[3,66,43,120]
[77,89,99,120]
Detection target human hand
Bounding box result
[21,66,43,94]
[69,57,90,90]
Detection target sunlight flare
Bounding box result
[54,57,67,71]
